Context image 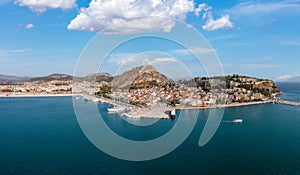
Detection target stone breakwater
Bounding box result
[79,95,300,119]
[274,99,300,106]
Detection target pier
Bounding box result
[274,99,300,106]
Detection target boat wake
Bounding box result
[201,119,243,123]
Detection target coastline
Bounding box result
[2,93,298,119]
[81,95,276,119]
[0,94,74,98]
[176,100,273,110]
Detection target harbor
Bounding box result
[80,95,172,119]
[80,94,300,120]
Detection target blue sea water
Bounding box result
[0,83,300,175]
[277,82,300,102]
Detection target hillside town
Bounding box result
[1,66,282,109]
[1,66,283,110]
[0,74,73,96]
[92,74,281,108]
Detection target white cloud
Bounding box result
[172,47,214,55]
[227,1,300,15]
[14,0,76,13]
[68,0,233,33]
[101,17,176,34]
[25,23,34,29]
[0,49,33,61]
[119,56,176,66]
[194,3,211,17]
[148,57,177,65]
[195,3,234,31]
[202,14,234,31]
[274,75,293,82]
[118,55,145,66]
[68,0,194,33]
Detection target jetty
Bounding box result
[274,99,300,106]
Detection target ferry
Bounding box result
[233,119,243,123]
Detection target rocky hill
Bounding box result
[111,65,170,89]
[30,73,73,82]
[224,75,281,97]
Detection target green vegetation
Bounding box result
[129,85,137,90]
[170,100,179,106]
[95,85,112,98]
[129,100,146,106]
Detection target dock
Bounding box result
[81,95,170,119]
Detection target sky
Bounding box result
[0,0,300,81]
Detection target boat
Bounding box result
[106,94,126,112]
[107,106,126,112]
[233,119,243,123]
[170,109,176,116]
[170,109,176,120]
[121,112,140,118]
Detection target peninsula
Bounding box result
[1,65,299,119]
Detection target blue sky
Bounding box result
[0,0,300,81]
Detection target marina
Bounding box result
[80,94,300,120]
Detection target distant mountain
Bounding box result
[111,65,170,88]
[286,76,300,83]
[84,73,113,82]
[0,74,31,83]
[30,73,73,82]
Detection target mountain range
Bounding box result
[0,65,171,88]
[285,76,300,83]
[30,74,73,82]
[0,74,31,83]
[2,66,298,85]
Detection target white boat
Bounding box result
[170,109,176,116]
[233,119,243,123]
[107,106,126,112]
[121,112,140,118]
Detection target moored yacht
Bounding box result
[121,112,140,118]
[107,106,126,112]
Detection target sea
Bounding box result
[0,82,300,175]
